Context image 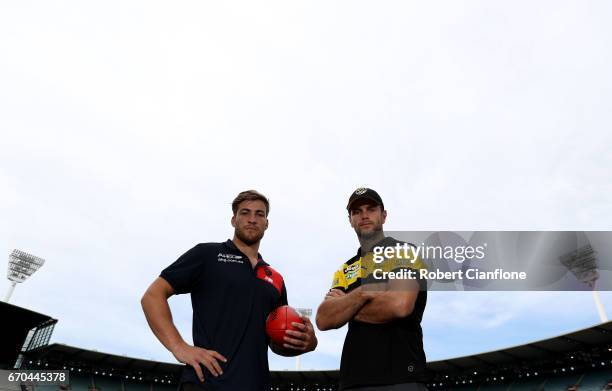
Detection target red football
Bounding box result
[266,305,305,345]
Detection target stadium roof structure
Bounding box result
[427,321,612,377]
[25,343,181,379]
[22,321,612,385]
[25,343,341,385]
[0,301,57,369]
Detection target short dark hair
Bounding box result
[232,190,270,216]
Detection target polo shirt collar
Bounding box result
[356,236,395,257]
[223,239,268,266]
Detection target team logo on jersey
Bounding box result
[256,265,284,294]
[343,262,361,282]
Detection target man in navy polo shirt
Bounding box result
[141,190,317,391]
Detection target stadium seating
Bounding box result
[69,374,93,391]
[18,369,612,391]
[28,374,179,391]
[578,369,612,391]
[92,375,123,391]
[478,382,509,391]
[541,374,581,391]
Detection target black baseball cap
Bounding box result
[346,187,384,211]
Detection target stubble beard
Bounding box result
[356,224,383,241]
[356,226,385,253]
[235,226,264,246]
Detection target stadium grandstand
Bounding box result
[2,301,611,391]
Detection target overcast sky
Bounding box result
[1,0,612,370]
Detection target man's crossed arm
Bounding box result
[315,277,420,330]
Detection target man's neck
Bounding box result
[358,231,386,254]
[232,237,260,267]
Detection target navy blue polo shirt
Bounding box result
[160,240,287,391]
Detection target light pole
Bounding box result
[294,308,312,370]
[560,244,608,322]
[4,249,45,303]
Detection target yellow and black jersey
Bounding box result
[330,237,427,292]
[331,236,429,390]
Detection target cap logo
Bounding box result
[355,187,367,195]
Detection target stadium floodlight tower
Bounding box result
[4,249,45,303]
[294,308,312,370]
[559,244,608,323]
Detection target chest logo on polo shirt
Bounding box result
[343,261,361,283]
[217,253,244,264]
[256,265,284,294]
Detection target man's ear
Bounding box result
[382,210,387,224]
[231,215,236,228]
